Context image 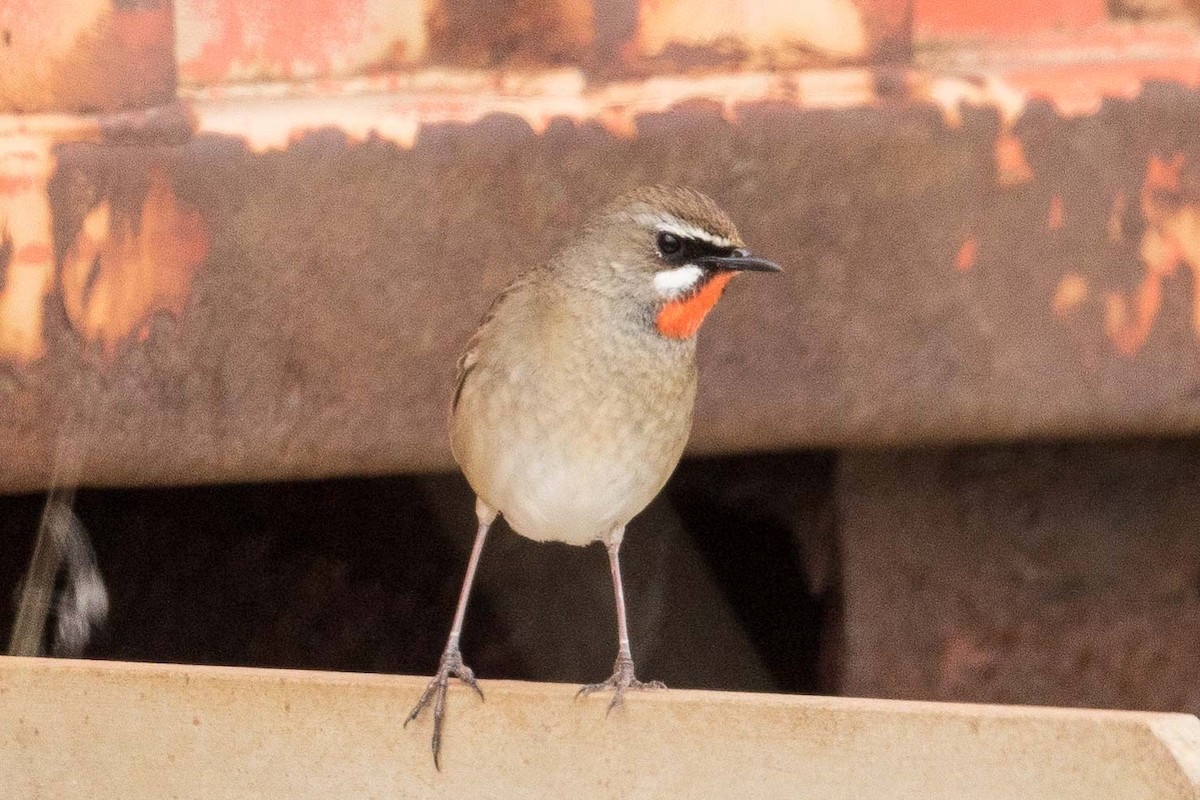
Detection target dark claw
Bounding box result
[576,653,664,714]
[406,648,483,770]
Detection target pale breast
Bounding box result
[450,282,697,546]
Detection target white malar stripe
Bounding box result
[654,264,705,296]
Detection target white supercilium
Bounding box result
[635,213,734,248]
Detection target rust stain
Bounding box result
[1103,153,1198,356]
[1144,153,1183,197]
[1105,281,1163,357]
[0,135,55,363]
[60,166,208,356]
[955,236,978,273]
[1104,262,1166,358]
[1053,274,1087,316]
[994,133,1032,186]
[1107,191,1127,245]
[937,633,996,692]
[1048,195,1064,230]
[427,0,593,69]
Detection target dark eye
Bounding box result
[656,231,682,257]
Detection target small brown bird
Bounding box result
[406,185,780,767]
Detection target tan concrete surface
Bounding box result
[0,657,1197,799]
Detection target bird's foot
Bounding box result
[576,653,665,713]
[404,647,483,769]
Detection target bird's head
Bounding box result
[562,185,781,340]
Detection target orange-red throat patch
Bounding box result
[655,271,735,339]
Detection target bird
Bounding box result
[405,185,780,768]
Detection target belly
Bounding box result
[495,451,653,543]
[452,383,692,546]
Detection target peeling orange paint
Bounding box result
[917,28,1200,123]
[189,68,879,153]
[914,74,1027,129]
[915,0,1107,37]
[179,37,1200,156]
[1145,153,1183,197]
[60,166,209,356]
[1053,274,1087,316]
[0,86,189,363]
[0,0,175,113]
[1103,154,1200,356]
[176,0,427,85]
[1105,281,1163,357]
[0,175,36,195]
[994,133,1032,186]
[1048,195,1064,230]
[955,236,977,273]
[636,0,868,63]
[1006,60,1200,119]
[14,242,51,263]
[0,134,55,363]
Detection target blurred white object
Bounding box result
[9,491,108,657]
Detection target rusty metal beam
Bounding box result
[4,3,1200,492]
[172,0,913,87]
[1,58,1200,491]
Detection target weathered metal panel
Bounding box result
[3,70,1200,491]
[4,1,1200,491]
[173,0,911,86]
[174,0,602,83]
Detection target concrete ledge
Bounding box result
[0,657,1197,799]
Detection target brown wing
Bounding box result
[451,272,532,414]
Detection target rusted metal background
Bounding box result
[0,0,176,113]
[3,1,1200,492]
[172,0,911,83]
[840,441,1200,711]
